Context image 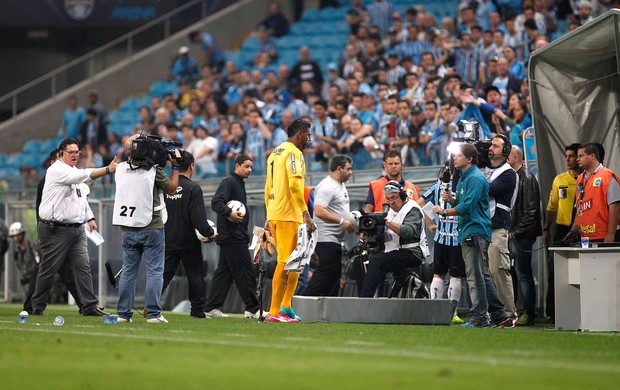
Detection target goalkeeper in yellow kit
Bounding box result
[265,118,316,322]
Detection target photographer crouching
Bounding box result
[358,181,427,298]
[113,134,180,323]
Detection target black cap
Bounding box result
[411,105,423,115]
[484,85,500,95]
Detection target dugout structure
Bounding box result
[529,9,620,205]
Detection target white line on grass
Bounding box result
[283,337,313,342]
[3,326,618,374]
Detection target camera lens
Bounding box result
[361,217,375,229]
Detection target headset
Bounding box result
[384,180,407,201]
[494,134,512,157]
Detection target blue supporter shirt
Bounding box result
[454,165,492,243]
[246,127,265,172]
[63,107,86,138]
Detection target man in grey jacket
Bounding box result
[359,181,427,297]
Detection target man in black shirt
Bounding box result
[161,151,215,319]
[204,154,261,319]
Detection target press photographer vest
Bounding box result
[113,162,167,228]
[484,163,518,218]
[384,199,429,258]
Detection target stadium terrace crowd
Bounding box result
[40,0,617,181]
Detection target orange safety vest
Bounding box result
[369,177,420,212]
[574,167,620,240]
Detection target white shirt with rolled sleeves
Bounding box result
[39,160,94,224]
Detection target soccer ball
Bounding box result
[226,200,246,221]
[195,220,217,243]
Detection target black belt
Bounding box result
[41,220,83,228]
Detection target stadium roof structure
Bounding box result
[529,8,620,205]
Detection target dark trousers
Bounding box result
[205,243,259,313]
[303,242,342,297]
[32,223,98,312]
[360,249,422,298]
[511,237,537,317]
[162,249,206,316]
[22,262,83,313]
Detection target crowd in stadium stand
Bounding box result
[13,0,616,183]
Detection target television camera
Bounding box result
[453,120,492,168]
[128,134,184,169]
[348,205,390,260]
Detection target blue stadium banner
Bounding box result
[0,0,236,27]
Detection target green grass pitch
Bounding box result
[0,304,618,389]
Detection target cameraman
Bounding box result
[482,134,519,325]
[113,134,180,323]
[359,181,426,298]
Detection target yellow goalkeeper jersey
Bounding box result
[265,141,307,222]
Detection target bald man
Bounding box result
[507,146,542,326]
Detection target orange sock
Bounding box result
[281,272,300,309]
[269,262,288,315]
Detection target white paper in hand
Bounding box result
[85,225,105,246]
[422,201,436,220]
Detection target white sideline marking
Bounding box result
[2,326,618,374]
[284,337,312,342]
[345,341,384,346]
[222,333,252,338]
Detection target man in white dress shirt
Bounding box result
[32,138,118,316]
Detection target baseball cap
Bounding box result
[411,105,424,115]
[266,116,280,125]
[327,62,338,71]
[178,46,190,55]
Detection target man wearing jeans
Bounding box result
[113,134,179,323]
[508,145,542,326]
[435,144,509,328]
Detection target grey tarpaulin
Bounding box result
[529,9,620,206]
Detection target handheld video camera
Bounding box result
[455,120,492,168]
[129,135,184,168]
[349,208,388,257]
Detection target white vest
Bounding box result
[484,163,519,218]
[384,199,429,258]
[113,162,166,228]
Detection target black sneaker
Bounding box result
[190,312,211,319]
[82,307,108,316]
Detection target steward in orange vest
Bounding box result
[574,166,620,241]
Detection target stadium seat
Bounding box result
[290,23,312,36]
[241,37,261,51]
[301,8,320,22]
[319,7,342,21]
[23,139,41,154]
